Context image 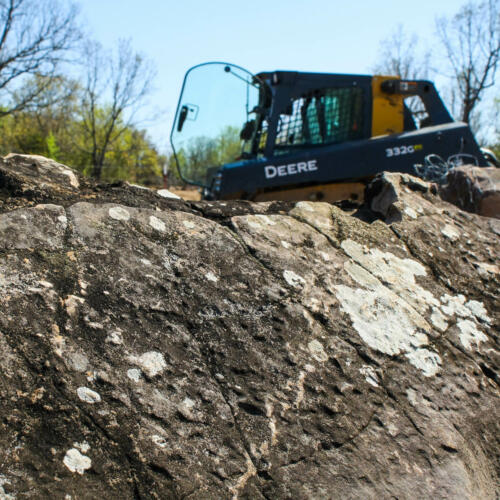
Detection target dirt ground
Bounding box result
[168,187,202,201]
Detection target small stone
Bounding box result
[77,387,101,404]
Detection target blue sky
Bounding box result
[79,0,466,151]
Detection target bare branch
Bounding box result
[436,0,500,123]
[0,0,80,114]
[78,39,156,179]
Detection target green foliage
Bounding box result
[46,132,60,160]
[0,76,164,186]
[174,126,242,185]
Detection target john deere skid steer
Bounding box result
[170,62,490,202]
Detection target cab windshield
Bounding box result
[170,62,266,187]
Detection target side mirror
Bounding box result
[240,120,255,141]
[177,105,188,132]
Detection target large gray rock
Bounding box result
[0,156,498,499]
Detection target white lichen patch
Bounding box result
[77,387,101,404]
[140,258,152,266]
[457,320,488,350]
[57,214,68,225]
[130,351,166,377]
[63,448,91,474]
[294,201,315,212]
[105,329,123,345]
[335,284,429,356]
[339,240,491,373]
[205,271,218,283]
[182,220,196,229]
[179,397,195,412]
[281,240,291,249]
[359,365,379,387]
[319,251,330,261]
[465,300,491,323]
[430,307,449,332]
[440,294,469,317]
[246,214,277,229]
[283,269,306,288]
[335,256,444,377]
[127,368,142,382]
[308,339,328,362]
[149,215,166,232]
[405,348,441,377]
[151,435,168,448]
[108,206,130,221]
[341,239,427,285]
[67,351,89,373]
[73,441,90,453]
[441,224,460,241]
[0,475,15,500]
[406,388,419,406]
[340,239,439,315]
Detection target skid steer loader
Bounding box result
[170,62,492,202]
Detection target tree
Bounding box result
[373,25,431,79]
[0,0,80,116]
[78,39,156,180]
[436,0,500,124]
[173,126,242,185]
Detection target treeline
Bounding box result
[0,76,165,185]
[0,1,167,186]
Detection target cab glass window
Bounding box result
[275,87,364,154]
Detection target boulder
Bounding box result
[440,165,500,219]
[0,155,498,499]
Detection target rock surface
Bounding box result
[0,156,499,499]
[440,165,500,219]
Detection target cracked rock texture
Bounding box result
[0,155,499,499]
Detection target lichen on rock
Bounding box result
[0,155,498,499]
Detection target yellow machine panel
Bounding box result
[371,75,404,137]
